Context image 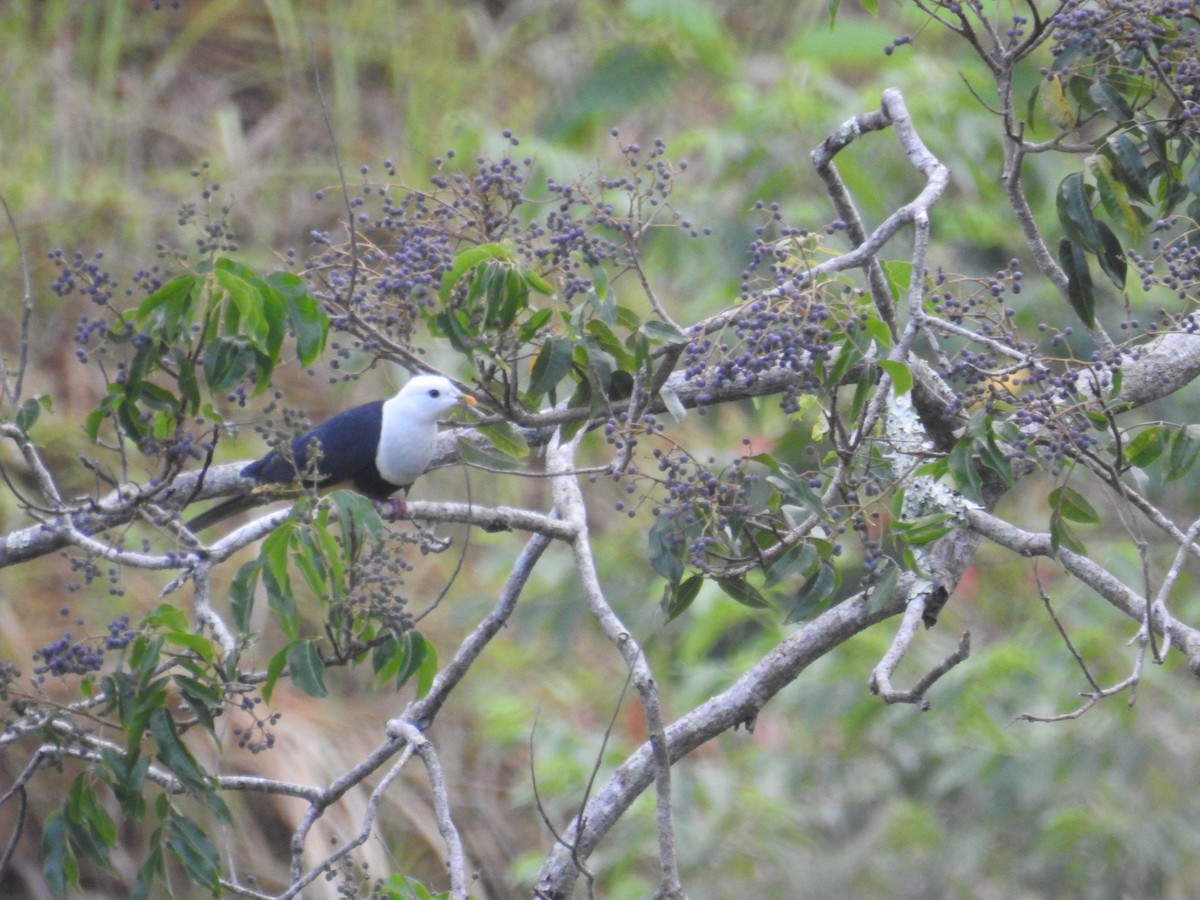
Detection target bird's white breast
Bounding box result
[375,398,439,487]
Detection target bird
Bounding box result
[187,374,475,532]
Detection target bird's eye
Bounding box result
[428,389,441,398]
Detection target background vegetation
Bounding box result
[2,1,1199,898]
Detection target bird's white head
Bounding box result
[392,374,476,423]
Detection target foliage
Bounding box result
[2,1,1200,899]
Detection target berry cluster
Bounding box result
[1050,0,1200,126]
[31,615,139,680]
[333,528,420,643]
[231,693,280,754]
[305,130,699,374]
[680,214,853,415]
[645,443,766,573]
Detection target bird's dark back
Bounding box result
[242,400,387,492]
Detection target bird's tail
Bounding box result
[186,494,258,533]
[187,485,303,532]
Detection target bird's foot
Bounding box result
[388,496,408,519]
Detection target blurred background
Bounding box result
[2,2,1199,897]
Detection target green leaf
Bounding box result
[879,259,913,305]
[1049,485,1101,524]
[16,394,51,432]
[587,264,616,324]
[456,435,525,471]
[1058,237,1096,328]
[263,647,288,706]
[640,319,688,344]
[143,602,190,633]
[879,359,912,395]
[1057,172,1101,251]
[526,336,575,400]
[824,331,861,387]
[661,573,703,622]
[292,529,332,600]
[863,315,894,348]
[518,307,554,343]
[716,575,771,609]
[1104,134,1151,202]
[522,268,555,296]
[203,337,255,392]
[893,512,956,545]
[165,812,221,895]
[390,630,437,694]
[43,811,78,897]
[647,515,685,584]
[286,640,329,698]
[372,632,405,680]
[586,317,635,368]
[786,563,837,623]
[1167,424,1200,481]
[133,830,164,900]
[978,432,1014,487]
[764,542,818,588]
[947,439,983,502]
[229,558,261,633]
[150,708,211,794]
[173,674,221,737]
[102,747,150,818]
[414,634,438,697]
[85,390,118,441]
[269,271,329,365]
[161,631,216,665]
[215,267,269,352]
[1041,73,1076,131]
[1094,220,1127,289]
[1050,511,1087,555]
[477,421,530,458]
[500,267,532,330]
[1124,425,1165,468]
[1089,153,1144,239]
[136,274,197,342]
[432,308,473,353]
[438,242,513,304]
[1087,81,1134,123]
[478,264,503,325]
[67,775,117,858]
[330,488,383,552]
[261,524,298,638]
[866,562,901,615]
[174,348,201,413]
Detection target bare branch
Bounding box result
[966,508,1200,674]
[390,722,470,900]
[868,589,971,708]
